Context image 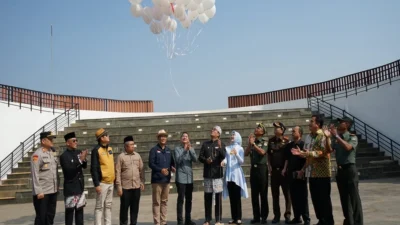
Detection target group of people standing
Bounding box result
[30,114,364,225]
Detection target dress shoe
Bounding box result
[250,219,260,224]
[272,218,280,224]
[185,221,196,225]
[287,218,302,224]
[261,218,267,224]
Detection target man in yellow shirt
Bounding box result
[90,128,115,225]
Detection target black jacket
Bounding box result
[60,149,87,197]
[198,140,226,179]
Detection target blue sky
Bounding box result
[0,0,399,112]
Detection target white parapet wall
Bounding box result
[325,80,400,143]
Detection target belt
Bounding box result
[337,163,355,169]
[272,167,282,170]
[251,164,266,168]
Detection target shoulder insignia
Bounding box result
[317,129,323,135]
[32,155,39,162]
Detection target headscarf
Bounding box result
[231,130,242,146]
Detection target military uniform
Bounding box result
[268,131,292,223]
[249,136,269,223]
[60,132,87,225]
[332,117,363,225]
[31,131,59,225]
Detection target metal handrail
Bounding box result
[308,96,400,162]
[0,104,80,180]
[228,59,400,107]
[0,84,154,112]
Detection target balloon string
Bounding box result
[169,59,181,98]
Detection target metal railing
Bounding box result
[0,84,154,112]
[228,59,400,108]
[0,105,80,180]
[308,96,400,162]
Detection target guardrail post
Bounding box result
[30,95,33,111]
[21,141,24,159]
[7,88,10,107]
[391,141,394,160]
[53,100,55,115]
[377,131,380,149]
[55,118,58,134]
[317,98,320,113]
[39,93,42,113]
[11,151,14,169]
[19,92,22,109]
[364,124,367,140]
[67,110,70,125]
[397,61,400,76]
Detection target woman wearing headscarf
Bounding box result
[221,131,249,225]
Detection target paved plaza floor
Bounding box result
[1,178,399,225]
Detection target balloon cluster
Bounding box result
[129,0,216,34]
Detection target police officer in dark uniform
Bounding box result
[330,117,363,225]
[31,131,59,225]
[245,123,269,224]
[285,126,310,225]
[268,122,292,224]
[60,132,88,225]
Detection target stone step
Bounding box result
[52,125,311,145]
[0,184,31,191]
[0,197,16,205]
[72,109,311,127]
[1,178,31,185]
[62,116,311,136]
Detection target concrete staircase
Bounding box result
[1,108,399,204]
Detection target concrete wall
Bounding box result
[325,81,400,143]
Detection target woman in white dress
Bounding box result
[221,131,249,225]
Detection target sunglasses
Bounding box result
[71,139,78,143]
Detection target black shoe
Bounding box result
[303,221,310,225]
[261,218,267,224]
[178,222,184,225]
[272,218,280,224]
[287,218,302,224]
[250,219,260,224]
[285,217,291,224]
[185,221,196,225]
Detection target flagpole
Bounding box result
[50,24,53,74]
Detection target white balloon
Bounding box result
[174,5,186,20]
[150,21,163,34]
[198,13,209,24]
[169,19,177,32]
[152,6,163,21]
[142,7,153,24]
[197,3,204,14]
[204,5,216,19]
[161,5,173,16]
[187,10,199,21]
[181,16,191,28]
[182,0,191,6]
[159,0,170,7]
[194,0,202,4]
[130,4,142,18]
[202,0,214,10]
[161,15,172,30]
[152,0,161,6]
[129,0,142,5]
[187,1,198,11]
